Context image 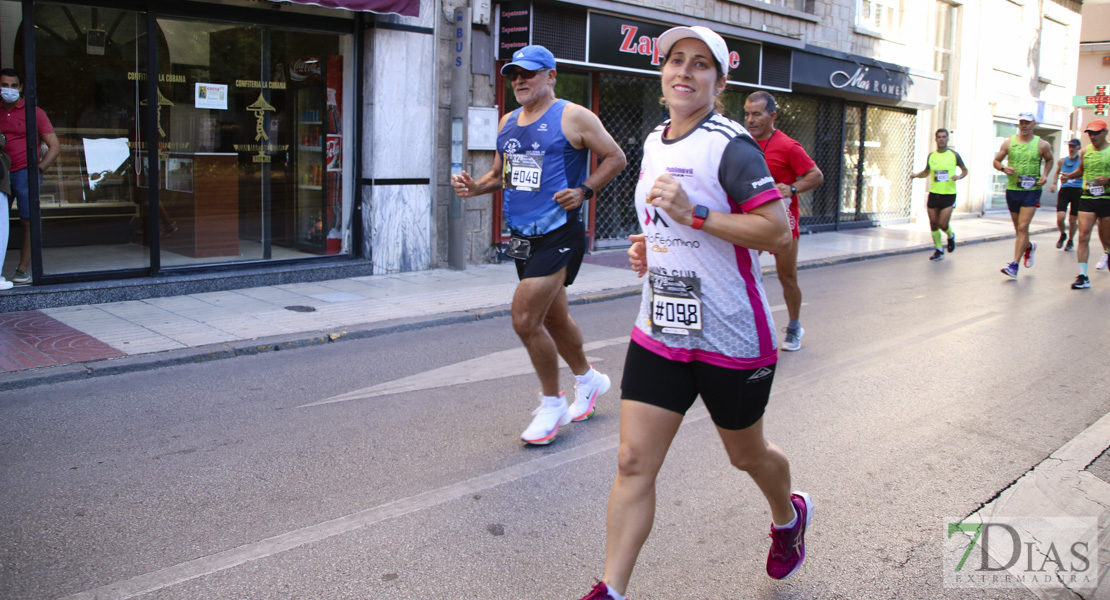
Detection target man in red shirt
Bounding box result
[744,91,824,352]
[1,68,60,284]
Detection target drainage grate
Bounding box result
[284,305,317,313]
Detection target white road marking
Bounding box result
[67,310,1107,599]
[300,335,629,407]
[59,407,704,600]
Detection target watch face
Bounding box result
[694,204,709,219]
[581,186,594,199]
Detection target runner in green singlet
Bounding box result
[992,111,1054,279]
[911,129,967,261]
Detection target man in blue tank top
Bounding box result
[1050,138,1082,252]
[451,45,627,445]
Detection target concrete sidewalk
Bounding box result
[0,211,1061,390]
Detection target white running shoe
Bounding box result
[0,277,12,291]
[782,326,804,352]
[569,368,611,422]
[1098,253,1109,271]
[521,395,571,445]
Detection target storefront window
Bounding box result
[3,1,354,280]
[20,4,151,274]
[153,18,351,265]
[842,105,915,223]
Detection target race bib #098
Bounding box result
[503,153,544,192]
[649,274,703,337]
[1019,175,1036,190]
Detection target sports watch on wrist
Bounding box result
[691,204,709,230]
[790,184,797,196]
[579,184,594,200]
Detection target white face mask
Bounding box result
[0,88,19,104]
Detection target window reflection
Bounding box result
[83,138,130,192]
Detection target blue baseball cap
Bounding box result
[1069,138,1081,146]
[500,45,556,75]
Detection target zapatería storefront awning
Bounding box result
[273,0,419,17]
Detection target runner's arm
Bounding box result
[793,164,824,193]
[554,104,627,210]
[993,139,1013,175]
[1037,140,1054,186]
[953,150,968,180]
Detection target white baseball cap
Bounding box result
[657,26,729,72]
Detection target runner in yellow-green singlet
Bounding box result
[911,128,967,261]
[992,111,1054,279]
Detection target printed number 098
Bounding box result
[655,300,698,326]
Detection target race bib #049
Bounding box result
[503,153,544,192]
[649,273,703,337]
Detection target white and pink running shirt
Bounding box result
[632,112,783,369]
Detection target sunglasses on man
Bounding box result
[505,68,547,82]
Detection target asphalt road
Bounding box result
[1,232,1107,599]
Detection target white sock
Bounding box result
[606,585,626,600]
[575,367,595,384]
[772,506,798,530]
[541,394,564,408]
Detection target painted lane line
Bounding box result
[301,335,630,407]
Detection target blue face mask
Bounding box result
[0,88,19,104]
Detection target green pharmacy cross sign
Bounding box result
[1073,84,1110,116]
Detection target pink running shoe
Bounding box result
[767,491,813,580]
[579,581,620,600]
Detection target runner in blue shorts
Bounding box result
[992,111,1054,279]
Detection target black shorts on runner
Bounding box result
[927,193,956,209]
[1057,186,1082,216]
[512,218,586,286]
[619,341,775,431]
[1006,189,1042,212]
[1077,197,1110,219]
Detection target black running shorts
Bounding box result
[1058,186,1082,216]
[927,193,956,210]
[1077,197,1110,219]
[513,219,586,286]
[619,341,775,431]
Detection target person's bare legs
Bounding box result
[1076,211,1097,265]
[541,284,590,377]
[774,236,801,322]
[512,269,570,396]
[1011,206,1037,265]
[716,417,795,526]
[937,205,953,236]
[1097,215,1110,261]
[601,400,684,597]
